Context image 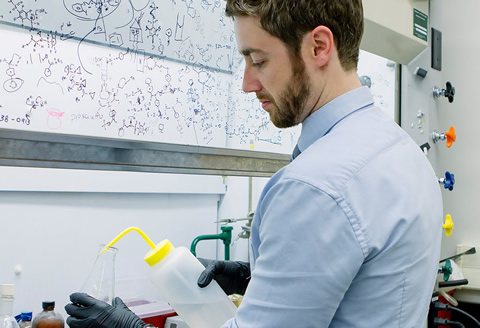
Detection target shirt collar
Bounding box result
[297,86,374,153]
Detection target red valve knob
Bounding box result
[445,126,456,148]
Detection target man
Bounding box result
[65,1,443,327]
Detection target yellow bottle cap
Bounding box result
[144,239,174,266]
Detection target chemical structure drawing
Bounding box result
[2,53,24,93]
[63,0,121,21]
[26,95,47,114]
[144,3,162,51]
[165,28,172,46]
[102,108,117,130]
[0,0,297,154]
[22,30,58,54]
[3,0,241,72]
[8,0,47,30]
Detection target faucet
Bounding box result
[190,226,233,260]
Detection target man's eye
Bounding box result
[252,61,264,68]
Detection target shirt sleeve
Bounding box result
[221,177,365,328]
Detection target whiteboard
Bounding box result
[0,1,396,156]
[357,50,397,121]
[0,0,241,73]
[0,23,229,147]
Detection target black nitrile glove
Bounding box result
[197,258,251,295]
[65,293,149,328]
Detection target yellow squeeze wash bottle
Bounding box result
[103,227,237,328]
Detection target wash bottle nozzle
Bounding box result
[101,227,156,253]
[101,227,177,267]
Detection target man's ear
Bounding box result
[309,26,334,67]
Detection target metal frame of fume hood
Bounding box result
[0,129,290,177]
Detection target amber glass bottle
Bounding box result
[32,302,64,328]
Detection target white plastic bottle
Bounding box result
[145,240,237,328]
[0,284,20,328]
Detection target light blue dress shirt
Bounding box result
[222,87,443,328]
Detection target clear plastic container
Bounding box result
[31,302,64,328]
[0,284,20,328]
[145,240,237,328]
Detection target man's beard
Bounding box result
[261,60,311,128]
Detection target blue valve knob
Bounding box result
[439,171,455,191]
[444,171,455,190]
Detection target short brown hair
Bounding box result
[225,0,364,71]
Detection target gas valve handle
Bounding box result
[433,81,455,103]
[438,171,455,191]
[432,126,456,148]
[438,259,453,281]
[443,214,454,237]
[445,81,455,103]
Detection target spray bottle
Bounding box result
[102,227,237,328]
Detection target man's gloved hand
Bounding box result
[65,292,148,328]
[197,258,251,295]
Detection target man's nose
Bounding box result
[242,66,262,94]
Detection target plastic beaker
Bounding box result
[80,244,118,305]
